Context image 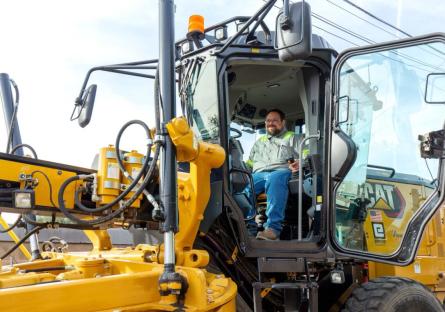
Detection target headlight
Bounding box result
[214,26,228,41]
[13,190,35,209]
[330,270,345,284]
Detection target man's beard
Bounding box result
[267,126,281,135]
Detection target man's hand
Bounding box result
[288,160,299,173]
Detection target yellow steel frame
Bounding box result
[0,117,236,311]
[0,251,236,311]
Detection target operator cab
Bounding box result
[180,52,335,243]
[177,10,335,248]
[227,60,322,240]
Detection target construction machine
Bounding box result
[0,0,444,311]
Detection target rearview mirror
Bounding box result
[275,1,312,62]
[78,84,97,128]
[425,73,445,104]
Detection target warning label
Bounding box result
[107,163,120,179]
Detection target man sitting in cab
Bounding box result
[246,109,300,240]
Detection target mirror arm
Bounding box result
[75,65,157,106]
[78,66,157,97]
[73,63,159,121]
[75,67,95,107]
[246,1,275,44]
[281,0,292,30]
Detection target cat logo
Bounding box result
[364,182,406,218]
[373,198,392,211]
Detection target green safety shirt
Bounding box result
[246,128,304,173]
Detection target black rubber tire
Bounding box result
[343,277,443,312]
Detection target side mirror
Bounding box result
[78,84,97,128]
[425,73,445,104]
[276,1,312,62]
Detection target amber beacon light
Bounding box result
[187,15,205,39]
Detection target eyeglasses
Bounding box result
[265,119,281,124]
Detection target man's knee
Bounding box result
[266,169,291,186]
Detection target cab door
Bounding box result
[328,33,445,264]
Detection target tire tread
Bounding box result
[342,277,443,312]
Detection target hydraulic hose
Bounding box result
[10,144,38,159]
[0,214,22,233]
[0,225,43,260]
[115,120,162,212]
[73,120,153,214]
[115,120,152,184]
[59,67,163,225]
[57,144,161,226]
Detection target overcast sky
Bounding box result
[0,0,444,168]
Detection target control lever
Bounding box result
[287,158,300,195]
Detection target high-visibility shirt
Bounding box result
[246,128,304,173]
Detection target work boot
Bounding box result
[256,228,278,240]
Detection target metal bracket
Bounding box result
[419,129,445,159]
[252,280,318,312]
[154,124,169,145]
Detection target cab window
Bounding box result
[334,41,445,255]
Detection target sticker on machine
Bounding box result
[372,222,385,239]
[369,210,383,222]
[107,163,120,179]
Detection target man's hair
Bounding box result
[266,108,285,121]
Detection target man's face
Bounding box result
[265,111,285,135]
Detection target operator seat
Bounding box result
[229,138,250,192]
[229,137,253,218]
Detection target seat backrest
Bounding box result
[229,138,250,193]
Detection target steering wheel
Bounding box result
[229,127,242,139]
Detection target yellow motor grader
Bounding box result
[0,0,444,311]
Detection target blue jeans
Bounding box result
[245,169,292,234]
